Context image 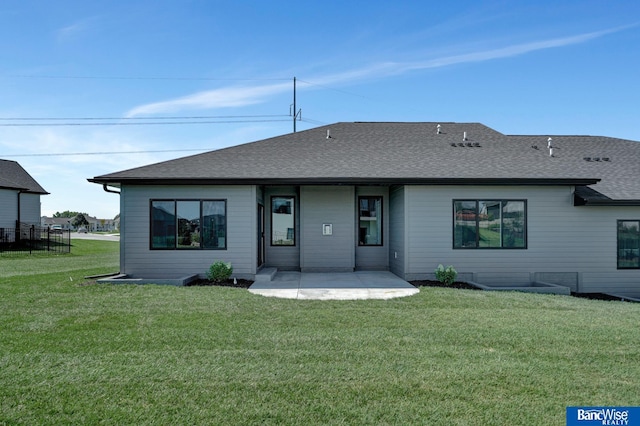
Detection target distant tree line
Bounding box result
[52,211,120,229]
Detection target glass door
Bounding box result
[257,204,265,267]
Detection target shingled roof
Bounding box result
[0,159,48,194]
[90,122,640,204]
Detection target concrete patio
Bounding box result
[248,270,419,300]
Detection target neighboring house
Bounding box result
[1,160,48,239]
[87,216,120,232]
[41,217,73,231]
[41,215,119,232]
[90,122,640,296]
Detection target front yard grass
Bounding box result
[1,240,638,424]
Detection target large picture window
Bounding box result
[271,196,295,246]
[618,220,640,269]
[359,196,382,246]
[454,200,526,249]
[150,200,226,250]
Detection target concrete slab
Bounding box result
[248,271,419,300]
[97,273,198,286]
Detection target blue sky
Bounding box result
[1,1,639,219]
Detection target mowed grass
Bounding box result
[1,241,639,425]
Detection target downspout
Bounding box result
[16,190,26,243]
[103,184,120,194]
[102,184,122,275]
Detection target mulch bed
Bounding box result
[409,280,480,290]
[571,292,637,302]
[187,278,478,290]
[185,278,254,288]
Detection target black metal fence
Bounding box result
[0,224,71,255]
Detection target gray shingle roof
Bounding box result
[90,122,640,202]
[0,159,48,194]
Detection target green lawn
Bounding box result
[1,240,639,425]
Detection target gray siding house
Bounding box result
[90,122,640,296]
[1,160,48,239]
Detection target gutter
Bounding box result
[575,198,640,207]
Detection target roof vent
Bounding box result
[547,137,553,148]
[603,157,610,161]
[584,157,592,161]
[473,142,481,147]
[465,142,472,147]
[437,124,441,134]
[458,143,465,147]
[549,147,554,157]
[593,157,600,162]
[532,145,539,150]
[451,143,457,147]
[463,131,468,141]
[326,129,332,139]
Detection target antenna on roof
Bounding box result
[436,124,441,134]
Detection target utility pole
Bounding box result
[292,77,301,132]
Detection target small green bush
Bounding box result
[434,264,457,286]
[207,261,233,283]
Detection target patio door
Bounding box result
[355,188,389,270]
[257,204,265,267]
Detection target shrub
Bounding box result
[434,264,457,286]
[207,261,233,283]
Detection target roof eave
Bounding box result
[0,184,48,194]
[89,177,601,186]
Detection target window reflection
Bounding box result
[150,200,226,250]
[454,200,526,249]
[618,220,640,269]
[272,196,295,246]
[359,197,382,245]
[177,201,200,248]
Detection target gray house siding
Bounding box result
[264,186,300,270]
[19,193,41,225]
[389,185,406,278]
[0,190,40,231]
[119,185,257,279]
[403,185,640,295]
[300,186,355,272]
[355,186,389,270]
[0,189,17,228]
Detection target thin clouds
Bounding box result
[126,25,632,117]
[126,82,292,117]
[56,16,101,42]
[398,25,631,72]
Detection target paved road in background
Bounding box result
[71,232,120,241]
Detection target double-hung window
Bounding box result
[618,220,640,269]
[150,200,227,250]
[453,200,526,249]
